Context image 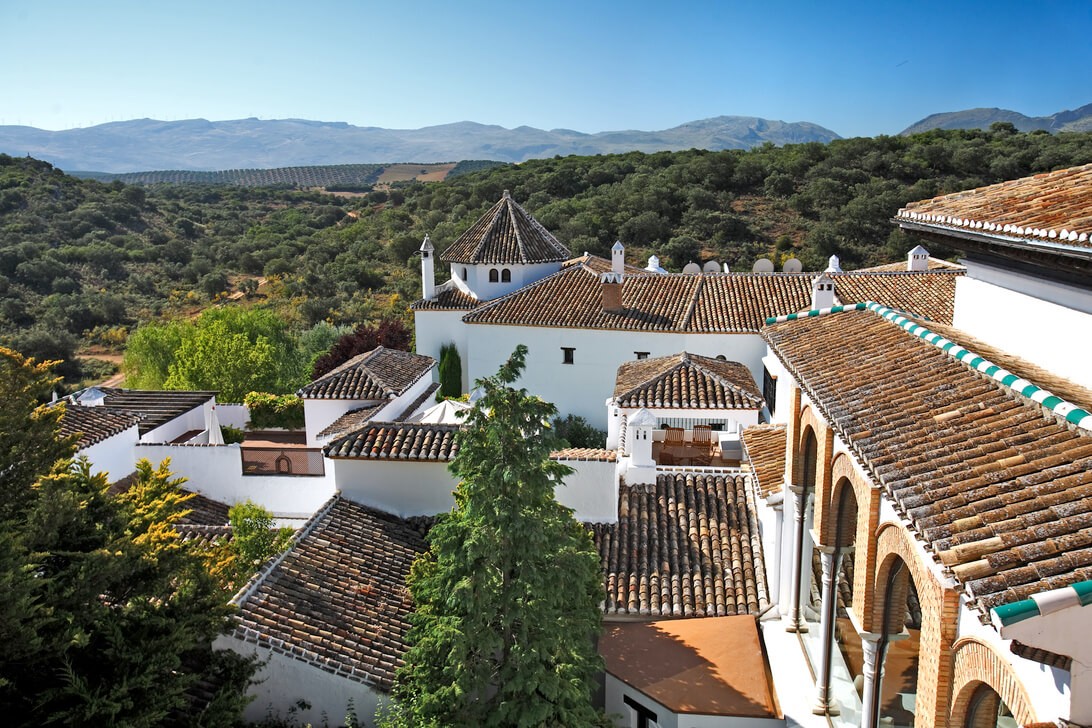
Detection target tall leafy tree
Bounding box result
[0,349,255,725]
[390,346,604,727]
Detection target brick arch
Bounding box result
[948,638,1036,728]
[870,522,961,728]
[826,452,882,622]
[794,403,833,534]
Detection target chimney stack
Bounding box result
[420,235,436,300]
[811,273,835,310]
[601,272,624,313]
[907,244,929,271]
[825,255,843,273]
[611,241,625,275]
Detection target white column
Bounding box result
[813,546,842,716]
[786,484,810,633]
[860,633,884,728]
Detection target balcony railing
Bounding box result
[241,446,325,477]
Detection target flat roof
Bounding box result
[600,615,779,718]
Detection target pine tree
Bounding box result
[391,345,605,727]
[438,342,462,399]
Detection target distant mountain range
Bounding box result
[901,103,1092,135]
[0,116,841,173]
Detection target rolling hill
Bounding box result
[901,103,1092,135]
[0,116,841,173]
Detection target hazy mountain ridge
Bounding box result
[902,103,1092,135]
[0,116,841,173]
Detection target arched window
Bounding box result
[461,267,468,280]
[501,268,511,283]
[489,269,499,283]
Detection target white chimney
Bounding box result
[611,241,625,276]
[420,235,436,300]
[907,244,929,272]
[811,273,835,310]
[825,255,843,273]
[646,255,667,274]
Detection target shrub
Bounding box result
[244,391,305,430]
[552,414,606,449]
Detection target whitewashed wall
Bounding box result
[954,274,1092,391]
[450,261,560,301]
[554,459,618,524]
[215,403,250,429]
[215,635,384,725]
[135,443,334,517]
[414,309,472,392]
[141,402,209,444]
[462,326,768,430]
[334,460,457,517]
[305,400,371,446]
[333,457,617,522]
[78,425,139,483]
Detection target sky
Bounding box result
[2,0,1090,138]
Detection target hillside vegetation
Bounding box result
[73,160,503,188]
[2,125,1090,385]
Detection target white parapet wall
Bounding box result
[215,403,250,429]
[78,425,139,484]
[333,456,618,523]
[135,443,334,517]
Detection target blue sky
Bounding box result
[2,0,1089,137]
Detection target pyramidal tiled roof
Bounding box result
[439,190,571,265]
[461,263,960,331]
[763,306,1092,614]
[896,163,1092,250]
[299,347,434,401]
[613,352,763,410]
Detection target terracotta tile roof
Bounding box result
[600,616,779,718]
[177,524,232,548]
[763,307,1092,614]
[231,497,426,691]
[550,448,617,462]
[562,252,649,275]
[411,280,482,311]
[98,388,215,435]
[315,404,384,440]
[179,490,232,526]
[591,472,768,617]
[896,163,1092,250]
[438,191,570,265]
[462,264,960,331]
[858,257,964,273]
[324,422,460,461]
[299,347,434,401]
[58,403,140,449]
[741,424,787,498]
[613,353,763,410]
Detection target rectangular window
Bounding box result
[561,347,575,365]
[763,367,777,415]
[623,695,658,728]
[634,351,649,360]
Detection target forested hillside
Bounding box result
[2,125,1090,386]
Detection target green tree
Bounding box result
[437,342,462,399]
[0,350,257,725]
[125,307,307,401]
[390,345,604,728]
